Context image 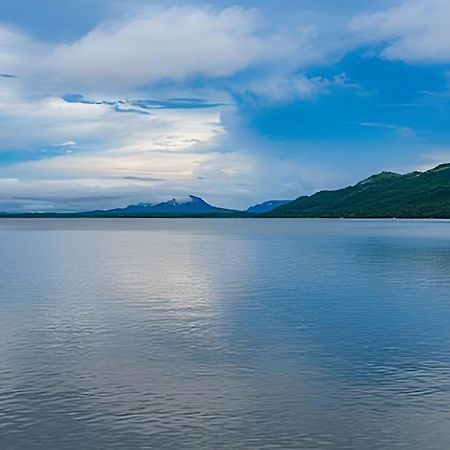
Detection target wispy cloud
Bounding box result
[234,73,357,103]
[357,122,415,138]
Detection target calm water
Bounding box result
[1,219,450,450]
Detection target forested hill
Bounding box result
[268,164,450,218]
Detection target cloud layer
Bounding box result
[1,5,323,95]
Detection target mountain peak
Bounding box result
[427,163,450,173]
[188,195,207,203]
[162,195,207,205]
[102,195,232,216]
[357,171,401,186]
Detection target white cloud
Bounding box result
[40,7,263,90]
[0,5,336,97]
[351,0,450,63]
[0,25,45,75]
[5,6,315,94]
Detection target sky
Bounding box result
[1,0,450,212]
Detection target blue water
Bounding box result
[1,219,450,449]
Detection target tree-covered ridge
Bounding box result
[268,164,450,218]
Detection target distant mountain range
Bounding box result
[246,200,291,214]
[2,164,450,218]
[91,197,291,216]
[96,195,234,216]
[267,163,450,218]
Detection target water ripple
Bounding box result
[1,219,450,449]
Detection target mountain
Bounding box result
[268,163,450,218]
[94,195,237,216]
[247,200,291,214]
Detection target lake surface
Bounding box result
[1,219,450,449]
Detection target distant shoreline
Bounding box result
[1,214,450,220]
[4,163,450,219]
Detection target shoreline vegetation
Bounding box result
[2,163,450,219]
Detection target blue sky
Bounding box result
[1,0,450,211]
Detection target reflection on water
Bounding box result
[1,219,450,449]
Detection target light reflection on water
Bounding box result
[1,219,450,449]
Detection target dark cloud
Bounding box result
[62,94,225,115]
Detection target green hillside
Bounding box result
[268,164,450,218]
